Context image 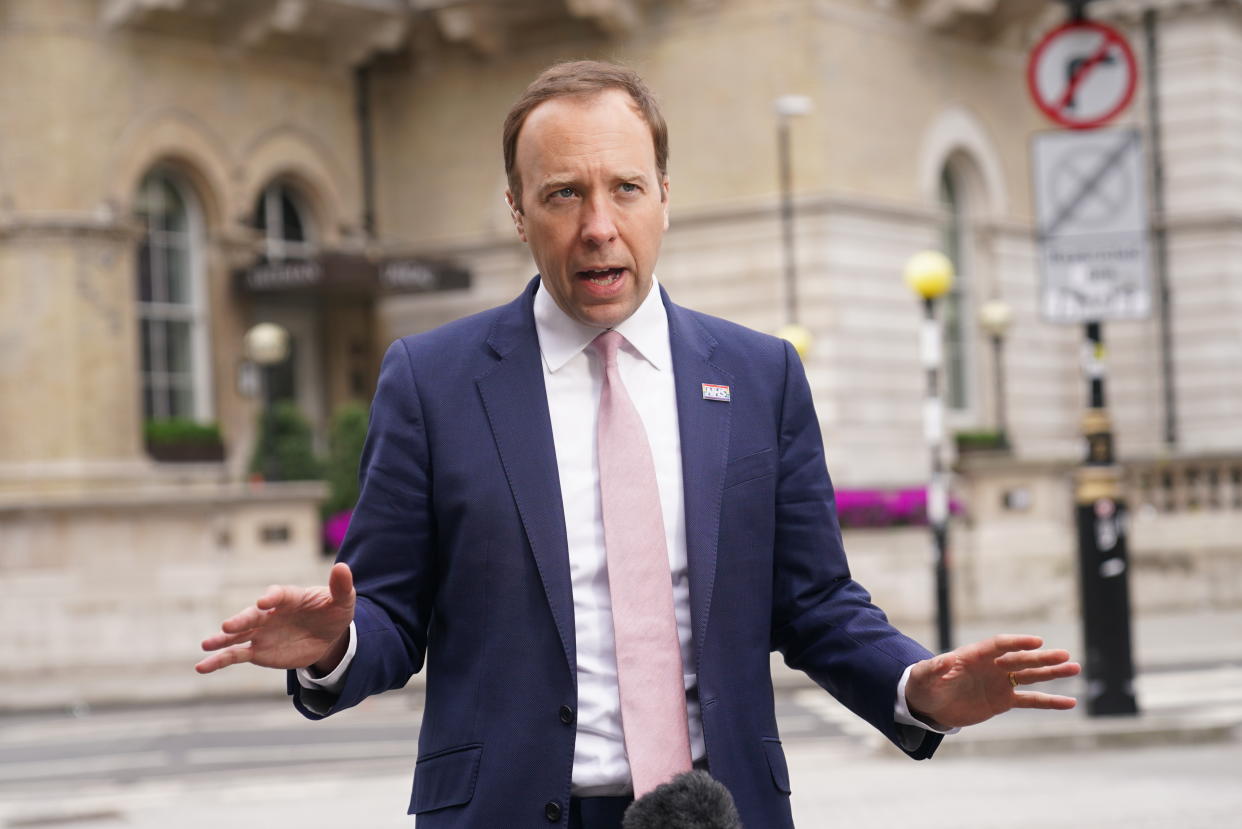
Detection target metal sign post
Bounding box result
[1074,324,1139,716]
[1029,10,1143,717]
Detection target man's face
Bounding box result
[508,89,669,329]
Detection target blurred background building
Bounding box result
[2,0,1240,708]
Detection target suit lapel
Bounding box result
[476,279,576,675]
[664,291,732,673]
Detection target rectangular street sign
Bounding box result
[1031,127,1152,323]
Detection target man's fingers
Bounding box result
[219,604,271,635]
[982,634,1045,656]
[255,584,288,611]
[1012,691,1077,710]
[194,645,254,675]
[328,563,354,603]
[1011,662,1081,685]
[201,629,255,652]
[995,648,1073,671]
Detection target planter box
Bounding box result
[145,440,226,463]
[954,433,1011,455]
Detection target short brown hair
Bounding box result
[503,60,669,211]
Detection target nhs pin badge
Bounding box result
[701,383,731,402]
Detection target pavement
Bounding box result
[0,608,1239,828]
[772,606,1242,756]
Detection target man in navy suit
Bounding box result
[198,61,1079,828]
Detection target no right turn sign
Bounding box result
[1027,20,1138,129]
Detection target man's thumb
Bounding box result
[328,562,354,603]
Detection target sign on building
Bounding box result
[236,253,471,299]
[1027,20,1138,130]
[1031,127,1151,323]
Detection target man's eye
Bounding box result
[551,188,575,199]
[619,183,639,193]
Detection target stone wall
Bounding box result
[0,482,328,710]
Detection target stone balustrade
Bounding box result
[1126,455,1242,514]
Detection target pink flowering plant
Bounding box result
[321,402,369,553]
[326,489,960,549]
[833,488,963,529]
[324,509,353,551]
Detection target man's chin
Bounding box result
[569,296,641,330]
[577,309,633,330]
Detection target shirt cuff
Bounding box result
[895,663,961,735]
[295,621,357,694]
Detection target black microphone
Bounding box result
[622,770,743,829]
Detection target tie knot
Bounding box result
[591,330,624,367]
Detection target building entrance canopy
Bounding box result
[235,252,471,301]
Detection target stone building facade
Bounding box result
[2,0,1240,707]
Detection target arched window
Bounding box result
[939,164,972,412]
[135,169,212,421]
[254,180,316,261]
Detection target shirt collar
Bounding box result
[533,277,671,373]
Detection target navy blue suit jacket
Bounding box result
[290,278,941,827]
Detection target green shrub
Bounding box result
[323,402,369,516]
[250,401,321,481]
[954,429,1008,452]
[144,418,222,447]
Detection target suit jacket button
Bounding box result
[558,705,575,725]
[544,800,562,822]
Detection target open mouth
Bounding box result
[578,267,624,286]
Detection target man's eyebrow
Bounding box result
[537,175,579,191]
[613,170,650,182]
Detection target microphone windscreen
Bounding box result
[622,770,743,829]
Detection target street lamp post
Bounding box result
[243,322,291,480]
[774,94,813,357]
[978,299,1014,450]
[905,250,955,653]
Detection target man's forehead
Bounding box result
[517,90,658,172]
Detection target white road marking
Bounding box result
[0,751,170,782]
[184,740,415,766]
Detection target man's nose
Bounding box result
[579,195,618,246]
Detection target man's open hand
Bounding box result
[904,634,1081,729]
[196,562,355,675]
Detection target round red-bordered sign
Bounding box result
[1027,20,1138,130]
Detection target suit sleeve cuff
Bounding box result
[894,662,960,749]
[295,621,357,694]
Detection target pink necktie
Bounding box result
[591,330,693,797]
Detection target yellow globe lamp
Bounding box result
[776,322,813,360]
[903,250,955,301]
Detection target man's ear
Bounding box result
[660,176,670,231]
[505,190,527,242]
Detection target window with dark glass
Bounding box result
[254,181,314,261]
[135,171,206,420]
[939,166,970,411]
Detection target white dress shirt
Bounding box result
[533,276,700,795]
[298,277,947,791]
